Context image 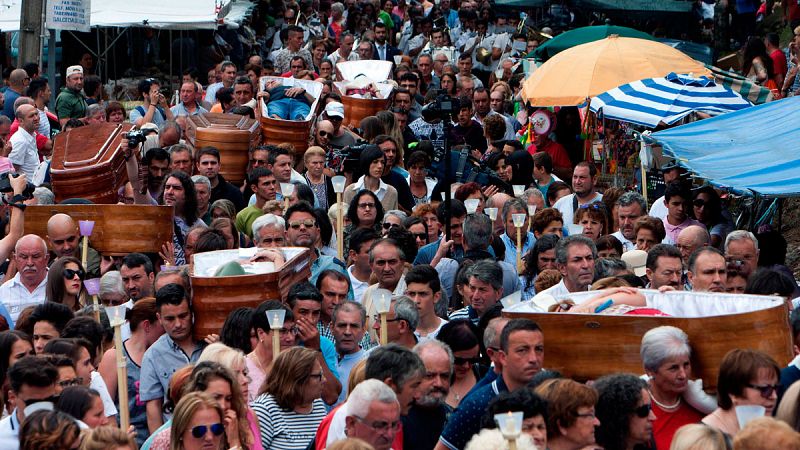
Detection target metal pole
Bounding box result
[18,0,45,66]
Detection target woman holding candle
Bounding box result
[594,373,657,450]
[245,301,298,402]
[251,347,327,449]
[98,297,164,447]
[45,256,88,311]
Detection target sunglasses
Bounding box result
[191,423,225,439]
[289,219,317,230]
[318,130,331,138]
[693,199,706,207]
[578,203,605,210]
[747,383,781,399]
[63,268,86,280]
[634,403,652,418]
[358,202,376,209]
[382,222,400,230]
[412,232,427,240]
[453,356,480,366]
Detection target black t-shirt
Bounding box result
[382,169,414,212]
[401,404,451,450]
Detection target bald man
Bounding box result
[2,69,30,119]
[487,192,512,236]
[46,213,101,278]
[0,234,49,323]
[675,225,710,265]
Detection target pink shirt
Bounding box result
[663,217,705,245]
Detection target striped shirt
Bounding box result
[251,394,326,450]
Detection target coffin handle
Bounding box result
[584,321,601,329]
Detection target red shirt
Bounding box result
[770,49,788,78]
[314,404,404,450]
[652,399,704,450]
[529,139,572,170]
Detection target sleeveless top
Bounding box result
[123,340,149,447]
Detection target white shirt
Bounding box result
[351,175,390,201]
[414,317,448,342]
[649,195,668,221]
[611,230,636,252]
[0,409,19,450]
[540,279,589,299]
[0,272,47,322]
[8,127,39,179]
[90,371,118,417]
[348,265,370,304]
[553,192,604,229]
[327,49,359,70]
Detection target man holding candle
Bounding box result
[372,296,420,350]
[140,284,206,433]
[436,319,544,450]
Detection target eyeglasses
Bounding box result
[747,383,781,399]
[693,199,706,207]
[58,377,83,388]
[289,219,317,229]
[63,268,86,280]
[382,222,401,230]
[291,65,305,69]
[250,158,268,165]
[358,202,376,209]
[372,314,404,324]
[453,356,480,366]
[354,415,402,433]
[318,130,331,138]
[191,423,225,439]
[634,403,652,418]
[576,410,597,419]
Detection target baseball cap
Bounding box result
[324,101,345,119]
[66,65,83,77]
[622,250,648,277]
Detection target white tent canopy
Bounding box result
[0,0,250,31]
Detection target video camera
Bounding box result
[124,130,147,148]
[0,172,35,200]
[421,94,461,122]
[338,140,376,174]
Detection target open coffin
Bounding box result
[258,76,324,162]
[503,290,792,390]
[190,247,312,340]
[334,60,394,129]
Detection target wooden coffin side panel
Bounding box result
[186,113,260,186]
[190,248,312,340]
[24,205,174,255]
[341,96,390,129]
[50,123,132,203]
[504,304,792,390]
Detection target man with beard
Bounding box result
[197,146,244,211]
[140,284,206,433]
[119,253,155,302]
[332,301,368,404]
[55,65,87,126]
[645,244,684,290]
[46,213,101,278]
[141,148,171,203]
[284,201,348,285]
[0,235,48,322]
[612,192,646,252]
[553,161,603,227]
[403,340,454,450]
[540,235,597,298]
[435,319,544,450]
[373,22,401,63]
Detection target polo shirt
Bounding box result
[335,349,367,405]
[54,87,87,120]
[204,82,225,104]
[139,334,206,403]
[403,403,451,450]
[8,126,39,179]
[0,272,47,322]
[2,88,21,119]
[0,409,20,450]
[414,238,465,265]
[611,230,636,252]
[170,102,208,117]
[448,305,479,326]
[439,375,509,450]
[347,265,370,304]
[662,217,704,245]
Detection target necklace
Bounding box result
[649,389,681,411]
[248,351,269,375]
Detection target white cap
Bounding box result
[66,65,83,77]
[324,101,345,119]
[622,249,648,277]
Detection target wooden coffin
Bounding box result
[258,77,324,163]
[503,291,793,391]
[24,205,174,255]
[341,95,391,129]
[50,123,132,204]
[190,247,312,340]
[185,113,261,186]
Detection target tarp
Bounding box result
[650,96,800,197]
[0,0,237,31]
[590,72,752,128]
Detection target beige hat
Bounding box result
[66,65,83,77]
[622,250,648,277]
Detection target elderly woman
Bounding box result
[535,378,601,450]
[640,326,706,449]
[702,349,780,436]
[303,146,336,211]
[98,270,127,306]
[634,216,666,252]
[594,373,657,450]
[382,210,408,236]
[251,347,327,449]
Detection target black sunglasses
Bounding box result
[453,356,480,366]
[634,403,651,418]
[318,130,331,138]
[382,222,401,230]
[747,383,781,399]
[191,423,225,439]
[63,268,86,280]
[693,198,706,207]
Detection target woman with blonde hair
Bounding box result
[669,424,730,450]
[170,391,226,450]
[376,110,404,164]
[304,146,336,211]
[80,426,138,450]
[251,347,327,449]
[734,417,800,450]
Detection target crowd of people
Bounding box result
[0,0,798,450]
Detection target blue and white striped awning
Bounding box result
[589,72,753,128]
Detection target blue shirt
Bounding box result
[310,249,354,300]
[2,89,21,119]
[466,369,499,400]
[335,349,367,405]
[439,375,509,450]
[139,334,206,403]
[448,305,479,326]
[500,231,536,269]
[414,237,465,265]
